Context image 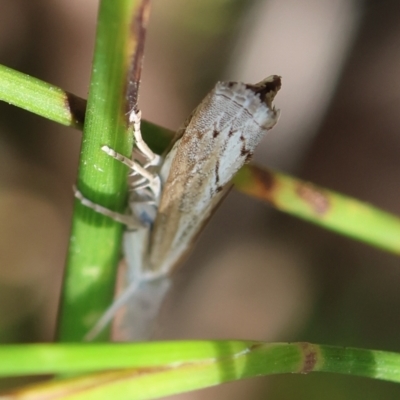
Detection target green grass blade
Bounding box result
[1,63,400,256]
[2,341,400,399]
[0,341,252,377]
[0,63,171,154]
[57,0,149,342]
[0,64,85,129]
[234,165,400,255]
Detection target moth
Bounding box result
[75,75,281,340]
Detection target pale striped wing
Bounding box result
[147,75,281,275]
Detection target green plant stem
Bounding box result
[1,63,400,256]
[1,65,400,255]
[233,165,400,254]
[0,63,171,153]
[2,341,400,399]
[0,64,85,128]
[57,0,147,342]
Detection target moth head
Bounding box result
[245,75,281,110]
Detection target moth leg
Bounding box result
[74,186,140,229]
[85,271,171,341]
[84,278,142,341]
[129,109,161,165]
[101,145,161,200]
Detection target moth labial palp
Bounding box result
[75,75,282,341]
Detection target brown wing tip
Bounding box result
[245,75,282,109]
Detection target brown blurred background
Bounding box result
[1,0,400,398]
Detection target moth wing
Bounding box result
[148,76,281,275]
